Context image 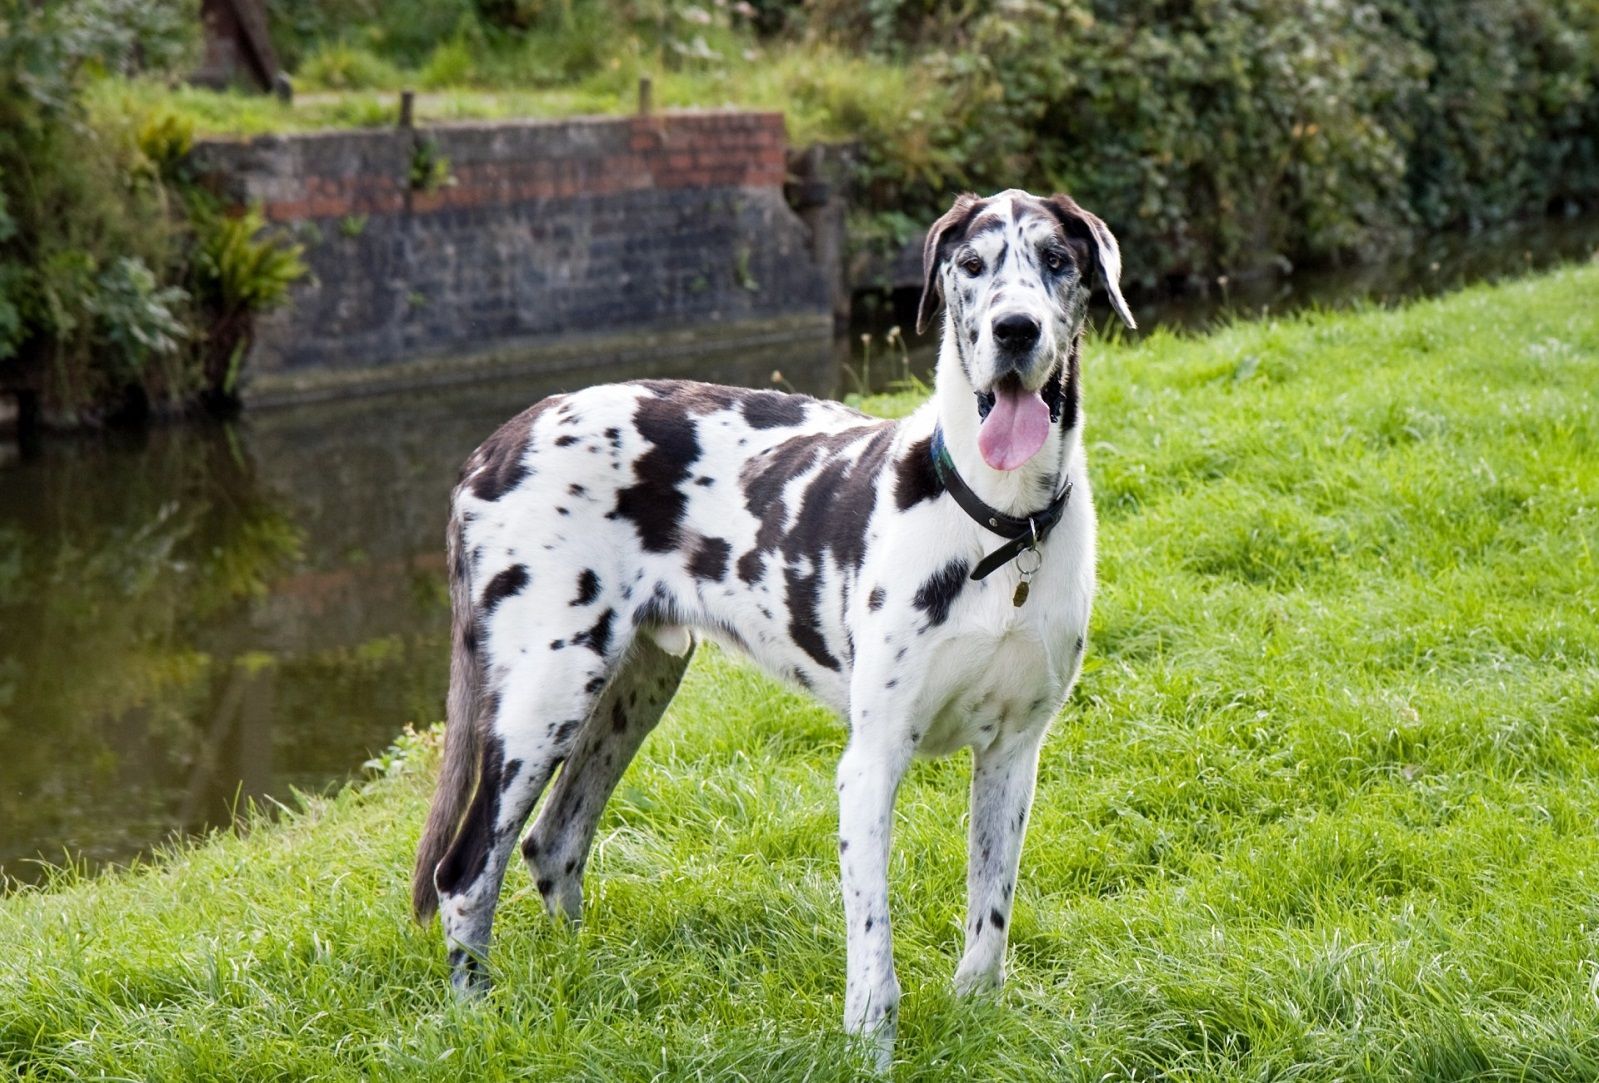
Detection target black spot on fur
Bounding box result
[1040,335,1083,432]
[568,483,586,496]
[696,476,715,486]
[572,569,601,606]
[741,391,809,429]
[868,586,885,611]
[605,427,623,448]
[584,676,606,694]
[913,559,969,627]
[466,399,553,501]
[784,567,839,671]
[736,432,820,582]
[554,434,579,448]
[550,639,565,650]
[781,426,892,576]
[611,701,628,732]
[735,422,892,603]
[989,907,1005,931]
[894,435,944,510]
[480,563,530,615]
[574,608,615,656]
[613,392,700,552]
[555,719,581,742]
[688,536,731,582]
[632,379,744,415]
[736,550,765,585]
[1075,635,1085,653]
[536,877,554,895]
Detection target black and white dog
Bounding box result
[413,189,1135,1062]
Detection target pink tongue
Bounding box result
[978,384,1051,470]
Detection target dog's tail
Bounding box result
[412,504,482,922]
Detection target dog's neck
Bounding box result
[932,327,1082,517]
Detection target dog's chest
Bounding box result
[914,632,1049,756]
[909,568,1087,757]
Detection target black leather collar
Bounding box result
[929,426,1072,581]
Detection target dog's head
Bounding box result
[917,190,1135,470]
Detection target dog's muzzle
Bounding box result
[992,314,1041,356]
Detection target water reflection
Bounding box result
[0,346,835,886]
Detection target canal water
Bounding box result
[2,213,1597,886]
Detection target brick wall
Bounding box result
[192,111,832,404]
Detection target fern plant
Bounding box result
[189,206,306,407]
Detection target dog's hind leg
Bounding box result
[953,727,1047,996]
[433,655,610,996]
[521,634,694,919]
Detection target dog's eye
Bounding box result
[1043,250,1066,272]
[960,257,984,276]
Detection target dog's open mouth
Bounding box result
[975,372,1050,471]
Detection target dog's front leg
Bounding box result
[836,725,913,1070]
[954,728,1047,995]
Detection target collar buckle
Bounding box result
[929,425,1073,582]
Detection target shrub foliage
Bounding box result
[0,0,304,423]
[811,0,1599,283]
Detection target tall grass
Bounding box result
[3,265,1598,1079]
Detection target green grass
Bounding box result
[87,43,943,152]
[4,265,1599,1079]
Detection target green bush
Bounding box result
[267,0,475,70]
[831,0,1599,284]
[189,206,307,405]
[0,0,197,420]
[295,43,406,92]
[0,0,307,423]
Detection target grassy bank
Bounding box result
[4,265,1599,1079]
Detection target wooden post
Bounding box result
[637,77,653,116]
[399,89,415,129]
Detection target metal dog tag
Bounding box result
[1012,546,1042,607]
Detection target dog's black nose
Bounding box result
[993,314,1040,351]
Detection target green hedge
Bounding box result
[0,0,304,423]
[834,0,1599,285]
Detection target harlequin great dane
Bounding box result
[412,188,1135,1065]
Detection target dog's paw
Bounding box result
[952,958,1005,998]
[844,1002,898,1075]
[447,947,493,1000]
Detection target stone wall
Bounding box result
[192,111,834,405]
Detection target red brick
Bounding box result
[263,199,309,221]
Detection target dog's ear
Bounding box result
[915,193,983,336]
[1045,195,1136,331]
